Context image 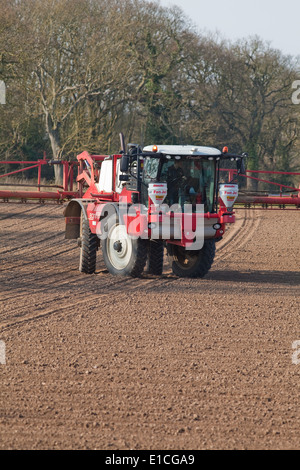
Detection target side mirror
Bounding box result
[237,156,246,175]
[120,155,129,173]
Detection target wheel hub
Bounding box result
[113,240,122,252]
[107,224,133,270]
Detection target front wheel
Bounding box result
[102,220,148,277]
[167,240,216,278]
[148,240,164,275]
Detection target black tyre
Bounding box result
[79,214,98,274]
[148,240,164,275]
[167,239,216,278]
[102,218,148,277]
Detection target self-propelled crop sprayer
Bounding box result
[63,134,248,278]
[1,134,299,278]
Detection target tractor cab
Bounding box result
[119,142,246,213]
[141,145,221,212]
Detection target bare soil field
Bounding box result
[0,203,299,450]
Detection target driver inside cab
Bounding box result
[167,159,186,204]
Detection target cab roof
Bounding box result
[142,145,222,156]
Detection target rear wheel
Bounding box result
[79,214,98,274]
[148,240,164,275]
[167,239,215,278]
[102,219,148,277]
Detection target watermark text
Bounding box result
[292,80,300,104]
[0,80,6,105]
[0,341,6,365]
[94,199,205,250]
[292,340,300,365]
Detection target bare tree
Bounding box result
[1,0,299,186]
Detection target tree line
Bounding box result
[0,0,299,185]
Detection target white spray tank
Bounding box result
[219,184,239,211]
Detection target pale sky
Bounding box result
[155,0,300,58]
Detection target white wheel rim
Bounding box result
[107,224,133,270]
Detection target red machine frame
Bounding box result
[0,153,77,202]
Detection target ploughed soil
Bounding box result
[0,202,299,450]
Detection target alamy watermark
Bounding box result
[0,80,6,105]
[292,80,300,104]
[94,198,205,250]
[292,340,300,365]
[0,341,6,365]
